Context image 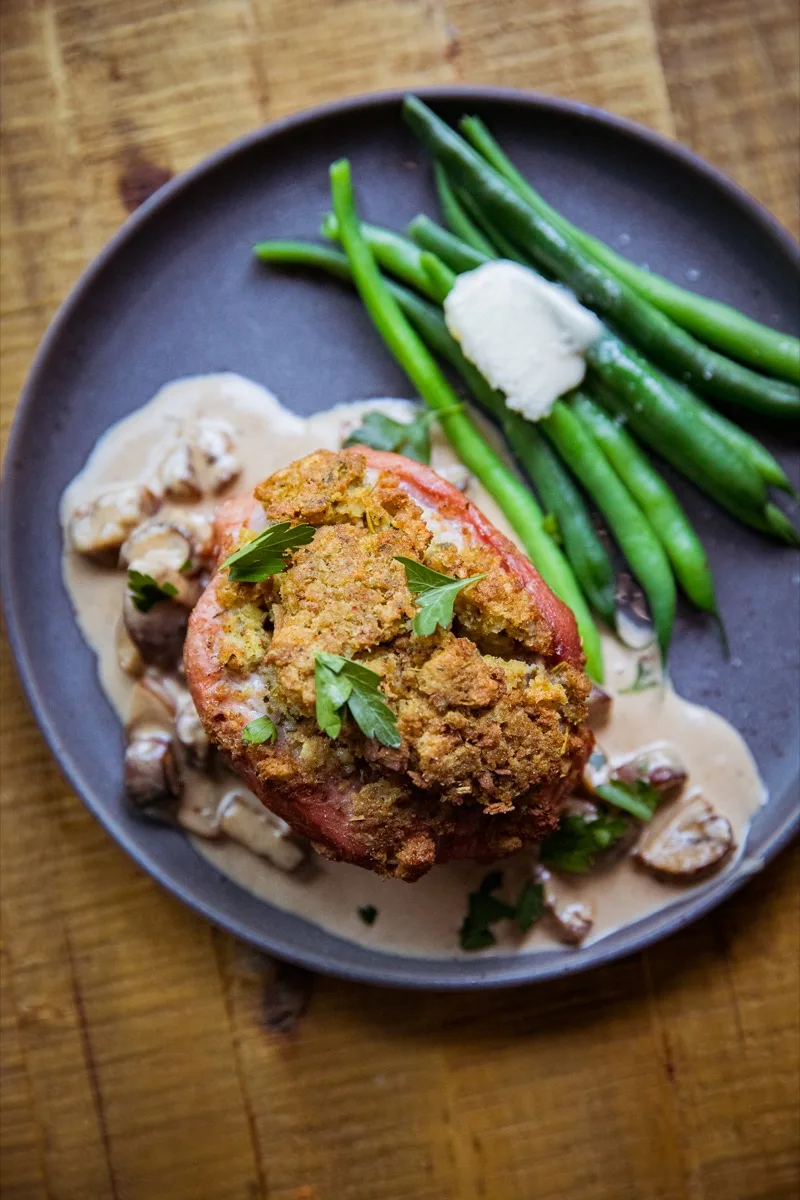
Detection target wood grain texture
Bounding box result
[1,2,798,1198]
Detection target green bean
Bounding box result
[572,392,717,612]
[418,250,458,299]
[541,400,676,656]
[591,382,798,541]
[673,386,796,495]
[433,163,496,257]
[764,504,800,545]
[403,96,800,418]
[254,239,458,323]
[586,334,768,514]
[460,114,800,385]
[454,185,534,265]
[254,239,355,280]
[321,213,441,300]
[507,424,616,623]
[592,332,795,494]
[407,214,490,273]
[329,159,604,679]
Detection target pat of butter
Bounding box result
[443,260,603,421]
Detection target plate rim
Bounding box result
[2,85,798,990]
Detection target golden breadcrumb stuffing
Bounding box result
[198,448,591,878]
[266,523,418,710]
[216,603,271,673]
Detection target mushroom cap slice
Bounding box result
[614,744,687,795]
[115,618,145,678]
[587,683,612,729]
[120,520,194,573]
[218,789,306,870]
[152,418,241,500]
[124,731,181,822]
[553,901,594,945]
[531,864,594,945]
[69,483,159,561]
[634,795,734,879]
[123,590,190,670]
[174,690,211,767]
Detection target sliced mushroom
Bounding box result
[127,674,175,731]
[532,865,594,945]
[120,520,193,573]
[613,744,687,796]
[121,518,203,611]
[124,727,181,823]
[615,572,655,650]
[176,509,217,568]
[123,589,190,670]
[153,440,197,500]
[176,766,226,837]
[587,683,612,729]
[583,742,687,803]
[69,484,159,561]
[218,789,306,870]
[553,901,594,945]
[152,418,240,499]
[115,618,145,678]
[174,689,211,767]
[634,795,734,879]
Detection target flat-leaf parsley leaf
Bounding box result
[127,569,178,613]
[395,557,487,637]
[540,812,629,874]
[314,652,401,749]
[459,872,547,951]
[515,880,547,931]
[343,410,432,464]
[221,522,315,582]
[242,716,277,745]
[619,655,662,694]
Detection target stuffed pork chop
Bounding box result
[184,448,592,880]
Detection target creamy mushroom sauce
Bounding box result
[61,374,767,958]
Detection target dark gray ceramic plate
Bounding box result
[2,88,799,989]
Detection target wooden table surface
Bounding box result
[1,2,798,1198]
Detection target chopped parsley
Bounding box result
[395,557,487,637]
[358,904,378,926]
[221,522,316,583]
[314,652,401,749]
[619,655,661,694]
[241,716,277,745]
[127,569,178,613]
[343,409,432,464]
[179,557,193,574]
[596,778,661,821]
[515,880,547,931]
[459,872,547,951]
[540,812,629,874]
